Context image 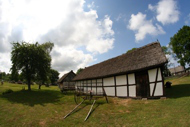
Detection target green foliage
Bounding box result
[49,69,59,85]
[162,46,171,55]
[11,42,54,91]
[126,48,137,53]
[162,46,171,77]
[76,68,84,75]
[0,72,11,81]
[169,25,190,67]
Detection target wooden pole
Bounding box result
[84,100,96,121]
[64,100,85,119]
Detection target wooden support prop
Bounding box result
[64,100,85,119]
[84,100,96,121]
[102,87,108,103]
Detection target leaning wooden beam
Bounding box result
[64,100,85,119]
[84,100,96,121]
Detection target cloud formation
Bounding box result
[0,0,115,76]
[128,12,165,41]
[148,0,180,25]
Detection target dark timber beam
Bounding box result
[152,68,159,97]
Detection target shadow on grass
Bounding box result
[1,90,62,107]
[166,84,190,98]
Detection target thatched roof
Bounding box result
[73,42,167,81]
[57,70,76,83]
[169,66,184,74]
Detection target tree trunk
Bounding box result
[39,84,41,89]
[28,79,31,91]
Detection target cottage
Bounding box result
[73,42,168,99]
[169,66,185,75]
[58,70,76,92]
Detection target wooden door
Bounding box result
[136,71,149,98]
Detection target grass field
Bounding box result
[0,75,190,127]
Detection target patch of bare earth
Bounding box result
[39,120,46,127]
[112,98,131,106]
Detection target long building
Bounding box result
[73,42,168,99]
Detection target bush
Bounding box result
[2,89,14,95]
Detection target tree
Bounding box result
[49,69,59,85]
[126,48,137,53]
[169,25,190,68]
[162,46,171,77]
[11,42,54,91]
[76,68,84,75]
[10,66,19,82]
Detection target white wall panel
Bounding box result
[97,87,103,94]
[129,86,136,97]
[148,68,157,82]
[116,75,127,85]
[117,86,127,96]
[97,79,102,82]
[84,87,88,93]
[157,68,162,81]
[104,87,115,96]
[97,79,102,86]
[128,73,135,84]
[150,83,154,96]
[92,80,96,86]
[91,87,96,94]
[103,77,114,86]
[154,82,163,96]
[150,82,163,96]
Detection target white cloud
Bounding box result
[51,46,94,76]
[0,53,11,73]
[149,0,180,25]
[128,12,165,41]
[87,1,95,9]
[0,0,115,75]
[148,4,155,11]
[185,13,190,25]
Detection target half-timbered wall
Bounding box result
[116,75,127,97]
[75,67,164,98]
[128,74,136,97]
[148,68,163,96]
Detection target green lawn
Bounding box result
[0,76,190,127]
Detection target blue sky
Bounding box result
[0,0,189,76]
[84,0,190,65]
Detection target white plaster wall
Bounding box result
[129,86,136,97]
[157,68,162,81]
[97,87,103,94]
[117,86,127,96]
[154,82,163,96]
[92,80,96,86]
[150,83,154,96]
[87,80,91,86]
[84,87,88,93]
[103,77,114,86]
[128,73,135,84]
[76,81,80,88]
[116,75,127,85]
[150,82,163,96]
[148,68,162,82]
[104,87,115,96]
[92,87,96,94]
[97,79,102,82]
[97,79,102,86]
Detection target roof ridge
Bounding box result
[84,42,159,69]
